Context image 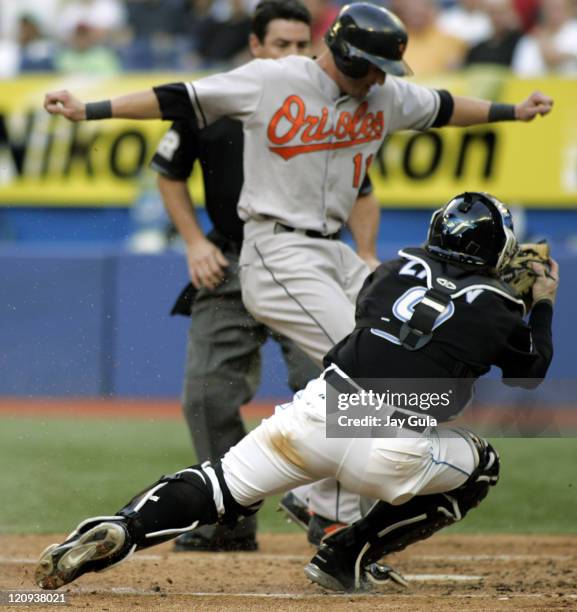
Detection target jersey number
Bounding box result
[352,153,374,189]
[392,287,455,329]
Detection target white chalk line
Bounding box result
[1,552,571,565]
[30,588,577,600]
[418,554,572,561]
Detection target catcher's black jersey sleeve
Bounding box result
[496,300,553,382]
[325,257,553,386]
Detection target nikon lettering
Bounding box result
[0,107,170,205]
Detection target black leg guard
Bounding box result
[34,461,262,590]
[115,461,263,551]
[322,436,500,573]
[116,464,221,550]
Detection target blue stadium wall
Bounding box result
[0,207,575,399]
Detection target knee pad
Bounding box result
[448,430,500,516]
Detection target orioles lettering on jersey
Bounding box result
[267,95,384,160]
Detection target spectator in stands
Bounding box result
[0,30,19,78]
[464,0,523,67]
[58,0,126,44]
[438,0,494,45]
[194,0,253,67]
[56,22,121,75]
[18,14,56,73]
[392,0,467,75]
[120,0,191,70]
[304,0,339,56]
[512,0,541,32]
[512,0,577,76]
[0,0,58,40]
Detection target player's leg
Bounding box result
[34,378,349,590]
[274,330,321,393]
[177,256,267,551]
[305,430,500,592]
[240,232,360,365]
[240,232,369,528]
[272,331,321,529]
[35,461,258,590]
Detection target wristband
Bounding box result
[488,102,516,122]
[85,100,112,120]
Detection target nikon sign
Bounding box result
[0,74,575,207]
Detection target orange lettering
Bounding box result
[266,99,386,159]
[267,95,306,145]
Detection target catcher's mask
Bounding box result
[325,3,412,79]
[426,192,517,273]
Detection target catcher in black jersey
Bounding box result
[35,192,558,593]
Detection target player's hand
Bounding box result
[515,91,553,122]
[44,90,86,122]
[531,258,559,306]
[186,237,229,290]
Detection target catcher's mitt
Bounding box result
[500,242,551,306]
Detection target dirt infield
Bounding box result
[2,533,576,611]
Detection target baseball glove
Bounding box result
[500,242,551,306]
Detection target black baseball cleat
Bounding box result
[306,513,346,547]
[35,519,131,590]
[277,492,311,531]
[173,531,258,552]
[304,543,408,592]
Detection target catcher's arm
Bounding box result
[498,257,558,386]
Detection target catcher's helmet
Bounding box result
[426,192,517,272]
[325,3,412,79]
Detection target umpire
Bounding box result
[150,0,320,552]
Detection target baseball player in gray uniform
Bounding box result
[151,0,380,550]
[44,3,553,529]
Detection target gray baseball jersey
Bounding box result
[186,55,441,234]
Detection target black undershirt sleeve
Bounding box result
[153,83,198,125]
[499,301,554,385]
[526,300,554,371]
[431,89,454,128]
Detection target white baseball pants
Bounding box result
[239,220,370,522]
[221,376,477,511]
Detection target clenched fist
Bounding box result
[44,90,86,122]
[515,91,554,122]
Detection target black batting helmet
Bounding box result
[426,192,518,272]
[325,3,412,79]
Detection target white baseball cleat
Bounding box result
[35,521,129,590]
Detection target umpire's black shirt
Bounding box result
[151,118,245,243]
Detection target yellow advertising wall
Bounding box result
[0,72,576,207]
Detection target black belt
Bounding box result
[274,222,341,240]
[324,369,430,434]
